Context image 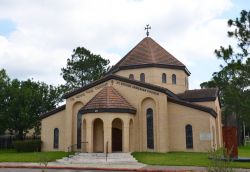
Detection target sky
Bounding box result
[0,0,249,89]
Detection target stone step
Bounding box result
[56,153,138,164]
[70,158,137,162]
[57,160,139,164]
[77,153,134,158]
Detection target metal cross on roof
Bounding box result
[145,24,151,37]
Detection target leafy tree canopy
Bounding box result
[61,47,110,90]
[0,69,10,134]
[0,69,63,139]
[201,10,250,131]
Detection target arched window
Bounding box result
[140,73,145,82]
[54,128,59,149]
[77,112,81,149]
[185,124,193,149]
[185,77,189,88]
[172,74,176,85]
[129,74,134,80]
[147,108,154,149]
[162,73,167,83]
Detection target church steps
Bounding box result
[56,153,138,164]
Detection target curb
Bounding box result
[0,164,200,172]
[0,165,137,171]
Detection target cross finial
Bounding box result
[145,24,151,37]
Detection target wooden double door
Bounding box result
[112,128,122,152]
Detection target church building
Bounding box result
[40,36,223,153]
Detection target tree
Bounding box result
[201,10,250,144]
[61,47,110,90]
[0,69,10,134]
[5,79,63,139]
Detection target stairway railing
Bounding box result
[67,141,88,155]
[105,141,108,162]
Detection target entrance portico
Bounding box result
[82,113,134,153]
[79,86,136,153]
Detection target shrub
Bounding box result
[13,140,42,152]
[207,147,234,172]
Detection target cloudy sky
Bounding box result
[0,0,248,89]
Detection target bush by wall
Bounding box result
[13,140,42,152]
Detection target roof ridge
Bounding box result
[106,86,110,107]
[107,37,188,75]
[80,86,136,114]
[107,37,148,73]
[168,97,217,118]
[147,37,156,63]
[110,86,135,109]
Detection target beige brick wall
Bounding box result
[41,110,65,151]
[115,67,189,94]
[194,98,223,148]
[168,102,216,152]
[41,77,221,153]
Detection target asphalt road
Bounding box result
[0,169,127,172]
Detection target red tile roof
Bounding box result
[80,86,136,114]
[177,88,219,102]
[108,37,189,75]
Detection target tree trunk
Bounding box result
[17,129,24,140]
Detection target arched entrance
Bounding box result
[112,118,123,152]
[93,118,104,152]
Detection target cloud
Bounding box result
[0,0,234,87]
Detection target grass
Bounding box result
[238,145,250,157]
[132,145,250,169]
[0,149,69,162]
[0,146,249,168]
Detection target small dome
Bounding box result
[80,86,136,114]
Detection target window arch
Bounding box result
[172,74,176,85]
[53,128,59,149]
[77,112,82,149]
[185,124,193,149]
[147,108,154,149]
[140,73,145,82]
[185,77,189,88]
[162,73,167,83]
[129,74,134,80]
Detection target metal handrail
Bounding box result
[105,141,108,162]
[67,141,88,154]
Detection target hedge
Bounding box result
[13,140,42,152]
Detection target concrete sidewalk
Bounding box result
[0,162,250,172]
[140,165,250,172]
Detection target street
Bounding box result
[0,169,129,172]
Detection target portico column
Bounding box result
[104,119,112,153]
[123,120,130,152]
[86,118,93,153]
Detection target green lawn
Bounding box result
[132,145,250,169]
[0,149,69,162]
[0,146,249,168]
[238,145,250,157]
